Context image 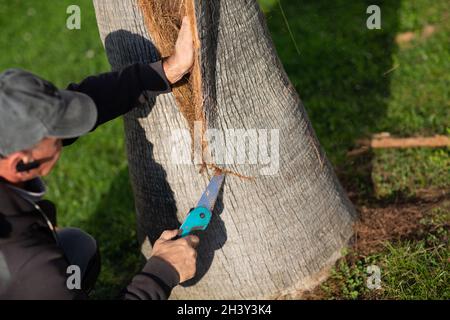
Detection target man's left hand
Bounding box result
[163,16,195,84]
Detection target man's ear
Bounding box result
[8,151,35,181]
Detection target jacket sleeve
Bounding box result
[63,61,171,147]
[121,257,180,300]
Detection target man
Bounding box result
[0,17,198,299]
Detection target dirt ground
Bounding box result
[301,186,449,299]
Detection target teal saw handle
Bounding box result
[179,206,212,237]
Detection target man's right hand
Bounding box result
[151,229,199,283]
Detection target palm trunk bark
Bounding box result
[93,0,356,299]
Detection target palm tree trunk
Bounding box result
[93,0,356,299]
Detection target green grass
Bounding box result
[380,0,450,136]
[320,202,449,300]
[0,0,109,85]
[322,239,449,300]
[381,204,450,300]
[321,253,379,300]
[0,0,448,299]
[373,148,450,198]
[382,241,449,300]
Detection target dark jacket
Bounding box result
[0,62,180,300]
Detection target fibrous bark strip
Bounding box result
[138,0,208,164]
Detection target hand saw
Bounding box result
[179,173,225,237]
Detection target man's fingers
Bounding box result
[159,230,200,248]
[184,235,200,248]
[159,229,179,241]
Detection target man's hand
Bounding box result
[163,16,195,84]
[151,229,199,283]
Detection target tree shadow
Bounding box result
[265,0,401,166]
[264,0,402,210]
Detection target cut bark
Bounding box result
[93,0,356,299]
[137,0,205,145]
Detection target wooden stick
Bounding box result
[348,134,449,156]
[370,135,449,148]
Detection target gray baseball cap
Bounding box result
[0,68,97,156]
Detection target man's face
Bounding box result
[0,137,62,183]
[30,137,63,176]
